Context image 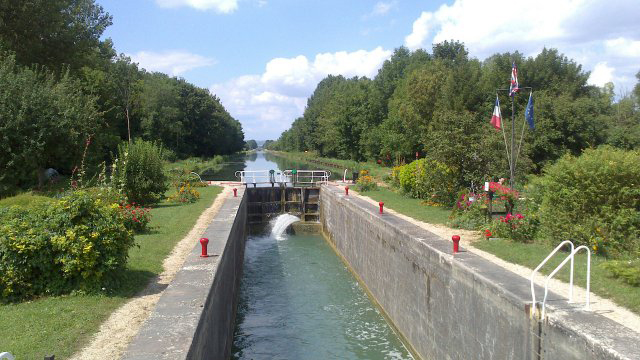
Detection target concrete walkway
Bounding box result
[335,182,640,334]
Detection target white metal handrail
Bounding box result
[189,172,203,183]
[530,240,574,317]
[234,170,288,185]
[0,352,15,360]
[541,245,591,319]
[283,170,331,185]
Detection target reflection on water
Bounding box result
[232,222,414,360]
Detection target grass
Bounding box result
[0,186,222,359]
[358,187,451,225]
[474,239,640,315]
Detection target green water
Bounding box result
[231,228,414,360]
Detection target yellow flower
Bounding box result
[592,245,598,251]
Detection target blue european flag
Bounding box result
[525,92,534,130]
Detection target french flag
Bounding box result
[490,95,502,131]
[509,61,519,97]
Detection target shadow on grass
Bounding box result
[151,202,184,209]
[108,268,165,299]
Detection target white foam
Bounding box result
[270,214,300,240]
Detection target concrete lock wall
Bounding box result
[320,185,640,360]
[123,188,247,360]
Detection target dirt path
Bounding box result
[69,186,231,360]
[346,185,640,333]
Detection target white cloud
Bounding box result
[404,0,640,92]
[211,47,393,139]
[363,1,396,19]
[130,50,216,76]
[588,62,614,87]
[405,12,432,50]
[605,37,640,58]
[155,0,238,13]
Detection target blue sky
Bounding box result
[100,0,640,141]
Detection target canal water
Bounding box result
[229,152,414,359]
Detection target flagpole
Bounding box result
[510,95,515,188]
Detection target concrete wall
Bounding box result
[123,188,247,360]
[320,185,640,360]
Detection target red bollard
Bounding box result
[452,235,460,254]
[379,201,384,214]
[200,237,209,257]
[345,186,349,196]
[233,188,237,197]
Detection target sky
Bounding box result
[100,0,640,141]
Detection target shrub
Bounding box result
[529,146,640,256]
[168,180,201,203]
[112,139,168,205]
[392,158,458,205]
[0,190,135,301]
[488,212,538,243]
[601,260,640,287]
[119,202,152,233]
[356,170,377,192]
[449,191,489,230]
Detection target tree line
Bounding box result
[269,41,640,187]
[0,0,244,195]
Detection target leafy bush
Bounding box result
[391,158,458,205]
[168,179,201,203]
[356,170,377,192]
[83,187,151,233]
[112,139,168,205]
[449,191,489,230]
[528,146,640,256]
[119,202,152,233]
[601,260,640,287]
[0,191,135,301]
[487,212,538,243]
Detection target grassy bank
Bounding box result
[0,186,222,359]
[357,187,451,225]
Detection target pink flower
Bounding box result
[516,213,524,219]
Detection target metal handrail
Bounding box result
[0,352,15,360]
[541,245,591,319]
[530,240,574,316]
[235,170,288,185]
[235,169,330,185]
[189,172,203,183]
[282,170,331,185]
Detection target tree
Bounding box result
[245,139,258,150]
[0,0,112,71]
[0,54,99,194]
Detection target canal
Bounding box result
[225,151,414,359]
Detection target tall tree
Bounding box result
[0,54,99,194]
[0,0,112,71]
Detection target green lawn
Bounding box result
[358,187,451,225]
[474,239,640,315]
[0,186,222,359]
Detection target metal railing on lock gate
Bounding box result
[283,170,330,185]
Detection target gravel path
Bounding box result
[346,184,640,333]
[69,186,231,360]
